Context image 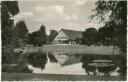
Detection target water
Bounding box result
[28,53,86,75]
[2,51,126,76]
[26,52,121,76]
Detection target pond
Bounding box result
[2,51,126,76]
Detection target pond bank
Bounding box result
[2,72,126,81]
[19,45,120,55]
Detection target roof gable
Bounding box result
[53,30,69,41]
[61,29,83,40]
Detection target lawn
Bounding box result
[2,72,126,81]
[25,45,120,55]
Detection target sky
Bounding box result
[12,0,103,35]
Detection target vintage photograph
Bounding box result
[1,0,127,81]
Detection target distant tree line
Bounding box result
[81,26,115,46]
[27,27,57,46]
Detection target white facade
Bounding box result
[52,31,69,44]
[51,29,82,45]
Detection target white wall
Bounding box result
[53,31,69,41]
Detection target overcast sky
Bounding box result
[12,0,103,35]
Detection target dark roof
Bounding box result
[61,29,83,40]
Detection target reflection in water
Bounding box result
[81,55,117,76]
[81,55,95,75]
[26,52,125,76]
[2,51,126,76]
[48,53,57,63]
[27,51,47,69]
[28,52,86,75]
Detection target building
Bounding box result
[52,29,83,45]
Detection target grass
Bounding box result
[26,45,120,55]
[2,72,126,81]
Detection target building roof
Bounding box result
[61,29,83,40]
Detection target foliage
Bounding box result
[1,1,19,46]
[91,1,127,76]
[2,46,19,64]
[15,20,28,47]
[28,24,47,46]
[97,25,115,45]
[49,30,58,43]
[112,54,127,76]
[82,28,97,45]
[1,1,20,64]
[16,62,32,73]
[75,38,82,44]
[91,1,127,52]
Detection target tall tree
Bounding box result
[1,1,19,46]
[49,30,58,43]
[29,24,47,46]
[39,24,47,44]
[1,1,19,64]
[91,1,127,52]
[91,1,127,76]
[82,28,97,45]
[15,20,28,47]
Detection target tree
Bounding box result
[97,27,106,44]
[29,31,38,46]
[91,1,127,76]
[1,1,19,64]
[97,25,115,45]
[29,24,47,46]
[91,1,127,52]
[49,30,58,43]
[15,20,28,47]
[27,33,32,45]
[82,28,97,45]
[39,24,47,44]
[1,1,19,46]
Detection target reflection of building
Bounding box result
[52,29,82,45]
[53,52,81,66]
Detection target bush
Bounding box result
[2,46,20,64]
